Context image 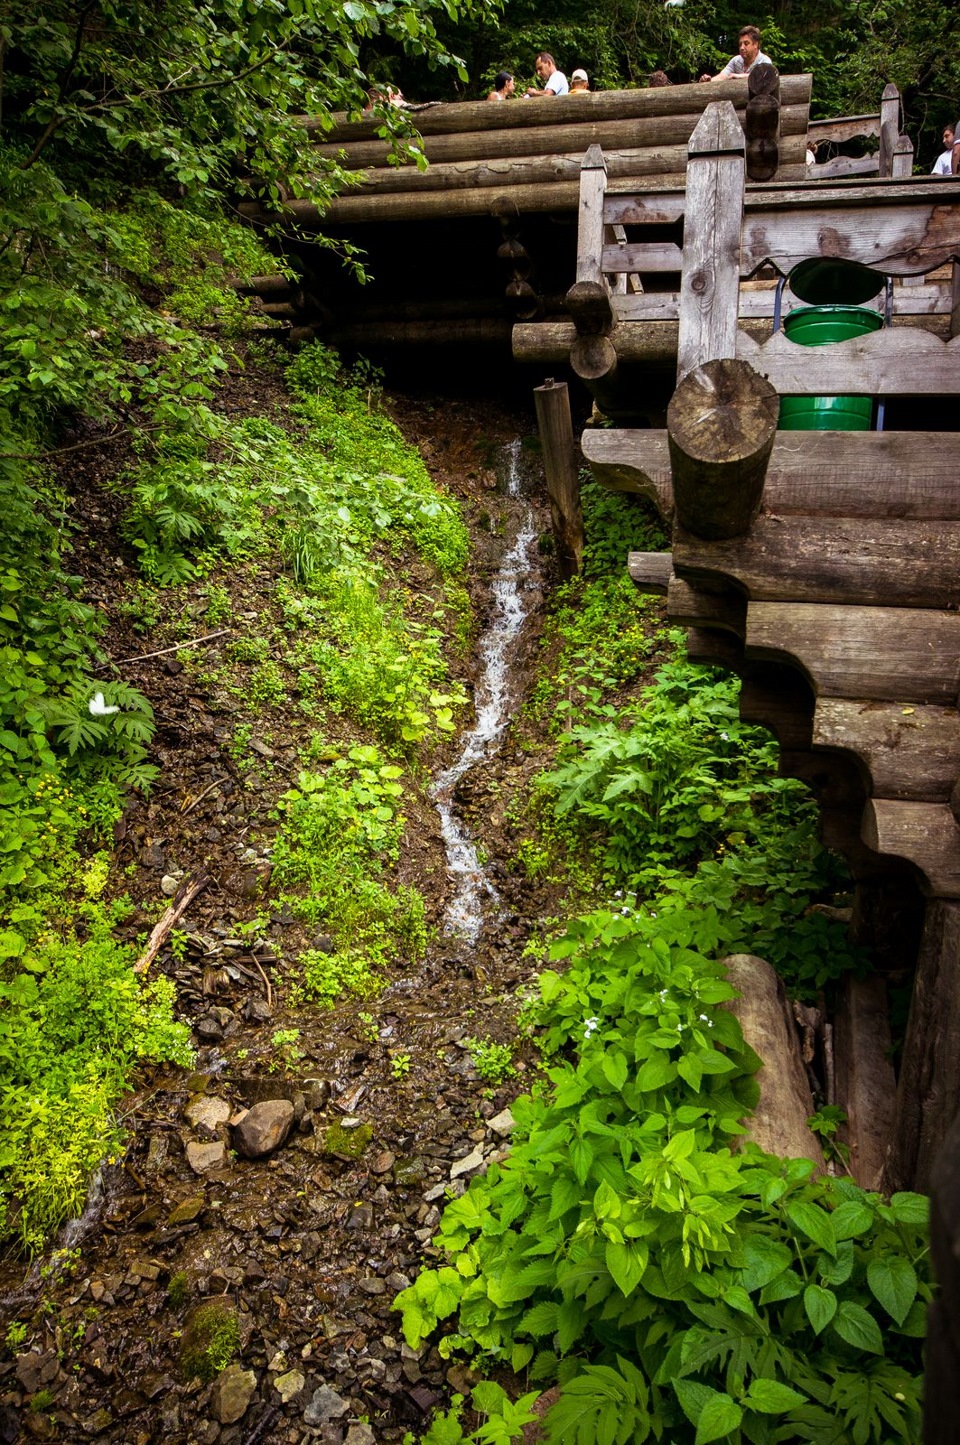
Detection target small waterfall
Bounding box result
[432,441,539,943]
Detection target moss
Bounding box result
[323,1120,373,1161]
[167,1270,190,1310]
[179,1301,239,1382]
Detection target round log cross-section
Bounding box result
[667,357,779,540]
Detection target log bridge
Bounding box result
[237,75,912,369]
[577,97,960,1202]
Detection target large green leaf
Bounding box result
[803,1284,838,1335]
[867,1255,918,1326]
[833,1301,884,1354]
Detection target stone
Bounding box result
[274,1369,306,1404]
[212,1364,256,1425]
[346,1203,373,1231]
[371,1150,396,1174]
[232,1099,295,1159]
[392,1157,425,1187]
[449,1147,484,1179]
[80,1408,113,1435]
[186,1141,228,1175]
[242,997,273,1024]
[195,1014,224,1041]
[345,1427,376,1445]
[303,1384,349,1426]
[160,874,180,896]
[167,1193,206,1226]
[185,1095,231,1131]
[358,1276,385,1295]
[488,1107,516,1136]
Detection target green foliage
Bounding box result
[272,744,428,975]
[395,903,928,1445]
[464,1038,517,1084]
[0,898,192,1252]
[167,1271,191,1311]
[299,946,381,1009]
[180,1301,239,1383]
[406,1382,542,1444]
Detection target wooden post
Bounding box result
[533,379,584,580]
[886,900,960,1191]
[833,975,896,1189]
[570,334,621,416]
[666,357,779,539]
[878,82,901,178]
[927,1108,960,1443]
[950,262,960,340]
[892,133,914,179]
[566,145,613,335]
[744,64,780,182]
[677,102,745,381]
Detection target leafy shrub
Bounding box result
[395,904,928,1445]
[0,900,192,1252]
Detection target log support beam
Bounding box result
[533,379,584,580]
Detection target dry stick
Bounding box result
[251,955,273,1008]
[102,629,232,667]
[134,877,210,976]
[181,777,225,817]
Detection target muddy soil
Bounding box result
[0,375,587,1445]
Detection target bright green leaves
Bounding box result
[866,1255,919,1325]
[803,1283,838,1334]
[743,1379,807,1413]
[674,1381,742,1445]
[833,1300,885,1354]
[605,1240,648,1296]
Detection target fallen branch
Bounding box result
[102,630,232,667]
[181,777,225,817]
[134,876,210,976]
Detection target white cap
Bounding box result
[571,68,588,82]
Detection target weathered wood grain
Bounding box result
[627,552,674,594]
[863,800,960,896]
[581,429,960,519]
[613,281,951,319]
[739,327,960,395]
[739,199,960,275]
[887,899,960,1189]
[808,112,881,145]
[745,601,960,703]
[673,515,960,608]
[928,1105,960,1438]
[813,699,960,802]
[667,358,778,537]
[677,103,745,380]
[667,576,747,633]
[576,146,608,288]
[833,975,896,1189]
[534,379,583,579]
[877,82,901,179]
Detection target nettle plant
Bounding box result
[396,904,929,1445]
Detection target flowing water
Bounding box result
[431,440,540,944]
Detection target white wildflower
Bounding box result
[583,1017,600,1038]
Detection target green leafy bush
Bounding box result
[396,904,928,1445]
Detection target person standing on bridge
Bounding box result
[525,53,568,97]
[932,124,955,175]
[699,26,772,82]
[487,71,515,101]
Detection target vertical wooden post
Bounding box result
[950,262,960,339]
[928,1108,960,1443]
[878,82,901,177]
[744,64,780,182]
[892,133,914,178]
[566,146,613,334]
[677,102,745,383]
[534,378,584,580]
[885,899,960,1191]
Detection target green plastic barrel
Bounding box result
[779,304,883,431]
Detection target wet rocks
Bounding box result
[185,1095,231,1131]
[303,1384,349,1426]
[274,1370,305,1404]
[212,1364,257,1425]
[232,1099,295,1158]
[186,1141,227,1174]
[167,1193,206,1226]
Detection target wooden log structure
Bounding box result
[575,87,960,1205]
[533,379,584,579]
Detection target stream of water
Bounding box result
[431,441,540,944]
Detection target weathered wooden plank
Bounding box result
[745,601,960,703]
[314,77,814,143]
[667,576,747,633]
[887,899,960,1190]
[581,428,960,519]
[602,241,684,273]
[739,326,960,394]
[928,1106,960,1436]
[613,282,952,320]
[627,552,674,594]
[863,800,960,896]
[739,200,960,275]
[833,975,897,1189]
[877,82,901,179]
[576,145,608,287]
[667,358,778,537]
[677,102,745,380]
[673,515,960,608]
[812,155,879,180]
[808,113,881,145]
[813,699,960,802]
[534,379,584,579]
[328,318,512,348]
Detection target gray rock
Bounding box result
[449,1147,484,1179]
[160,874,181,897]
[212,1364,256,1425]
[232,1099,295,1158]
[346,1203,373,1231]
[186,1141,227,1174]
[185,1095,231,1131]
[488,1107,516,1136]
[303,1384,349,1426]
[345,1426,376,1445]
[358,1276,386,1295]
[167,1193,206,1226]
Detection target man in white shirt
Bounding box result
[526,53,569,97]
[700,27,772,82]
[932,126,956,175]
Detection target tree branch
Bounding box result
[20,1,97,167]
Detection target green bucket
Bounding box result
[778,304,882,432]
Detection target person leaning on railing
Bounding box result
[700,26,772,82]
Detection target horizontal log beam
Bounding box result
[627,552,674,594]
[314,77,813,143]
[862,800,960,897]
[745,601,960,703]
[667,576,747,633]
[739,665,815,749]
[812,699,960,802]
[739,327,960,394]
[673,515,960,608]
[582,429,960,518]
[326,318,512,347]
[613,283,952,321]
